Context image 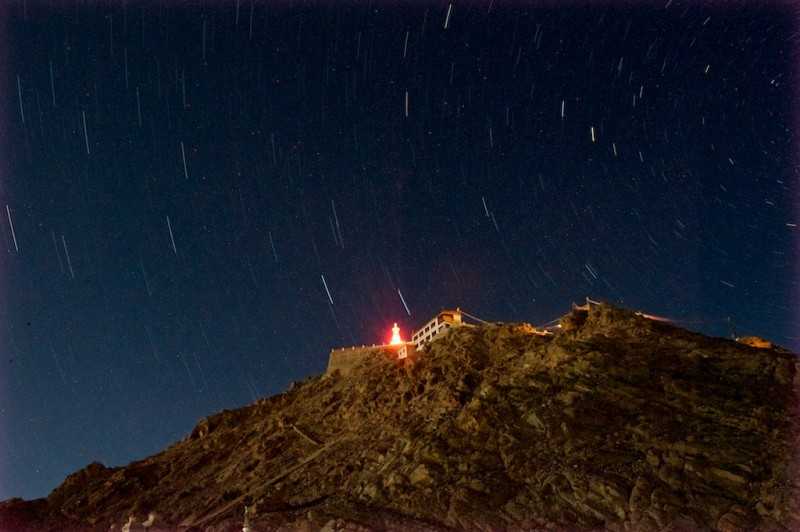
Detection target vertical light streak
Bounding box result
[444,3,453,29]
[166,216,177,255]
[6,205,18,253]
[61,235,75,279]
[321,274,333,305]
[16,75,24,124]
[398,289,411,316]
[180,141,188,179]
[82,110,90,155]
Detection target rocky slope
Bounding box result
[2,302,798,531]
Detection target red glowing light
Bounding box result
[390,323,403,345]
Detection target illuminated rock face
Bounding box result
[737,336,774,349]
[2,303,797,532]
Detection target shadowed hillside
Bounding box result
[2,303,798,531]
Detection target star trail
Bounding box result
[0,1,797,500]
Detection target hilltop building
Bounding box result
[326,308,468,375]
[410,309,463,351]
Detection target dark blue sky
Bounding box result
[1,1,797,500]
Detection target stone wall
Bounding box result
[327,347,384,376]
[327,343,418,376]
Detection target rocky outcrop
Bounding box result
[736,336,774,349]
[1,302,798,531]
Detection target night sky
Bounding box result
[1,1,797,501]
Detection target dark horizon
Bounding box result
[1,1,797,501]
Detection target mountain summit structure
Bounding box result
[1,302,798,531]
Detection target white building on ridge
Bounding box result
[411,308,463,349]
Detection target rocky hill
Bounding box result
[2,303,799,531]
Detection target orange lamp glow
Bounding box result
[390,323,403,345]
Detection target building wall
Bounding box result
[412,310,462,348]
[326,347,381,376]
[328,312,464,376]
[327,344,409,376]
[398,342,417,360]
